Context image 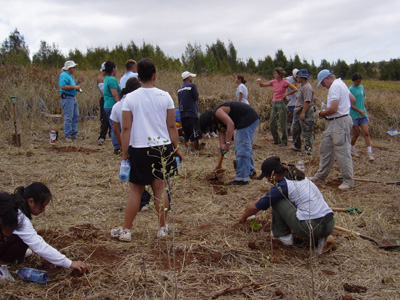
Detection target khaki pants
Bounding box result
[314,116,354,186]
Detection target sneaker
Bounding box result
[289,146,301,152]
[111,227,132,242]
[98,138,105,145]
[229,180,249,186]
[338,182,353,191]
[351,148,359,157]
[71,135,84,140]
[25,248,33,258]
[114,148,121,155]
[368,152,375,161]
[141,204,150,211]
[210,132,218,138]
[110,226,124,237]
[189,150,197,155]
[316,237,327,255]
[65,137,72,142]
[157,225,170,238]
[275,234,294,246]
[249,170,257,179]
[288,136,293,142]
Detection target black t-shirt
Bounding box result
[213,102,259,131]
[177,82,199,118]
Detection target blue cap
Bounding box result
[296,69,311,79]
[317,69,331,87]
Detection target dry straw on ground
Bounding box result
[0,67,400,299]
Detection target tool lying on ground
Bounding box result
[338,176,400,185]
[334,225,400,250]
[332,207,362,214]
[11,96,21,147]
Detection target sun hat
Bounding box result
[317,69,331,87]
[100,62,106,71]
[257,156,282,180]
[296,69,311,79]
[62,60,78,71]
[182,71,196,80]
[292,68,299,77]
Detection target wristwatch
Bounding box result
[225,142,231,146]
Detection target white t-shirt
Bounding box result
[286,178,333,221]
[285,76,297,106]
[110,95,125,125]
[122,87,175,148]
[327,78,351,118]
[120,71,138,89]
[13,210,72,268]
[236,83,249,105]
[98,82,104,95]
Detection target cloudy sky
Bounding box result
[0,0,398,65]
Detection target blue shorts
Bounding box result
[352,117,369,126]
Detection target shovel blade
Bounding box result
[12,134,21,147]
[379,239,400,249]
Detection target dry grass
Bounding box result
[0,67,400,299]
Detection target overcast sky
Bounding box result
[0,0,398,66]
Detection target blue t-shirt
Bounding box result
[103,76,121,109]
[58,72,77,96]
[349,85,367,119]
[255,178,288,210]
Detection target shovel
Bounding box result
[334,225,400,250]
[332,207,362,214]
[11,96,21,147]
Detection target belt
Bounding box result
[327,114,348,121]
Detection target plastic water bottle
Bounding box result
[0,265,15,281]
[296,161,305,172]
[16,268,49,284]
[119,160,131,181]
[175,156,181,168]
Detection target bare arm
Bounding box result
[256,78,272,87]
[121,110,133,160]
[300,101,310,121]
[113,121,122,148]
[238,201,260,223]
[285,82,298,97]
[237,92,243,102]
[111,88,120,102]
[215,107,234,152]
[349,93,356,105]
[166,109,183,162]
[60,85,80,91]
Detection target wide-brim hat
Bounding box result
[62,60,78,71]
[296,69,311,79]
[182,71,196,80]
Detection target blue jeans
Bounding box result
[104,108,120,150]
[60,96,79,138]
[234,119,259,181]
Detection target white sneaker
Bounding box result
[368,152,375,161]
[288,136,293,142]
[316,237,326,255]
[141,204,150,211]
[210,132,218,138]
[25,248,33,258]
[110,227,131,241]
[275,234,294,246]
[157,225,170,238]
[338,182,353,191]
[351,148,359,157]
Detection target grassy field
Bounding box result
[0,66,400,299]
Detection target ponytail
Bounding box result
[14,182,52,220]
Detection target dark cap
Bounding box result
[257,156,282,180]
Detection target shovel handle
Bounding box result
[334,225,360,236]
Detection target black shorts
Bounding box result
[181,117,201,142]
[128,144,177,185]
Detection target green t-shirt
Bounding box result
[103,76,121,109]
[349,84,367,119]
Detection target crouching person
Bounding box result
[238,156,334,253]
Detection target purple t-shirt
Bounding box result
[269,79,289,102]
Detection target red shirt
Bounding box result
[269,79,289,102]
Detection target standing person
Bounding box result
[285,69,299,141]
[103,61,121,154]
[349,73,374,161]
[0,183,88,274]
[97,62,111,145]
[256,67,298,146]
[120,59,138,89]
[199,102,259,185]
[235,74,249,105]
[310,70,356,191]
[111,59,182,241]
[58,60,84,142]
[238,157,334,253]
[290,69,315,155]
[178,71,200,154]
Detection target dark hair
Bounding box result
[237,74,246,84]
[137,59,156,82]
[126,59,136,71]
[259,156,305,181]
[0,191,18,233]
[352,73,363,82]
[199,110,214,133]
[120,78,141,98]
[14,182,52,220]
[273,67,286,78]
[104,61,116,75]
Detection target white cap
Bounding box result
[182,71,196,80]
[292,68,299,77]
[62,60,78,71]
[100,62,106,71]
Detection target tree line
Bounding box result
[1,28,400,80]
